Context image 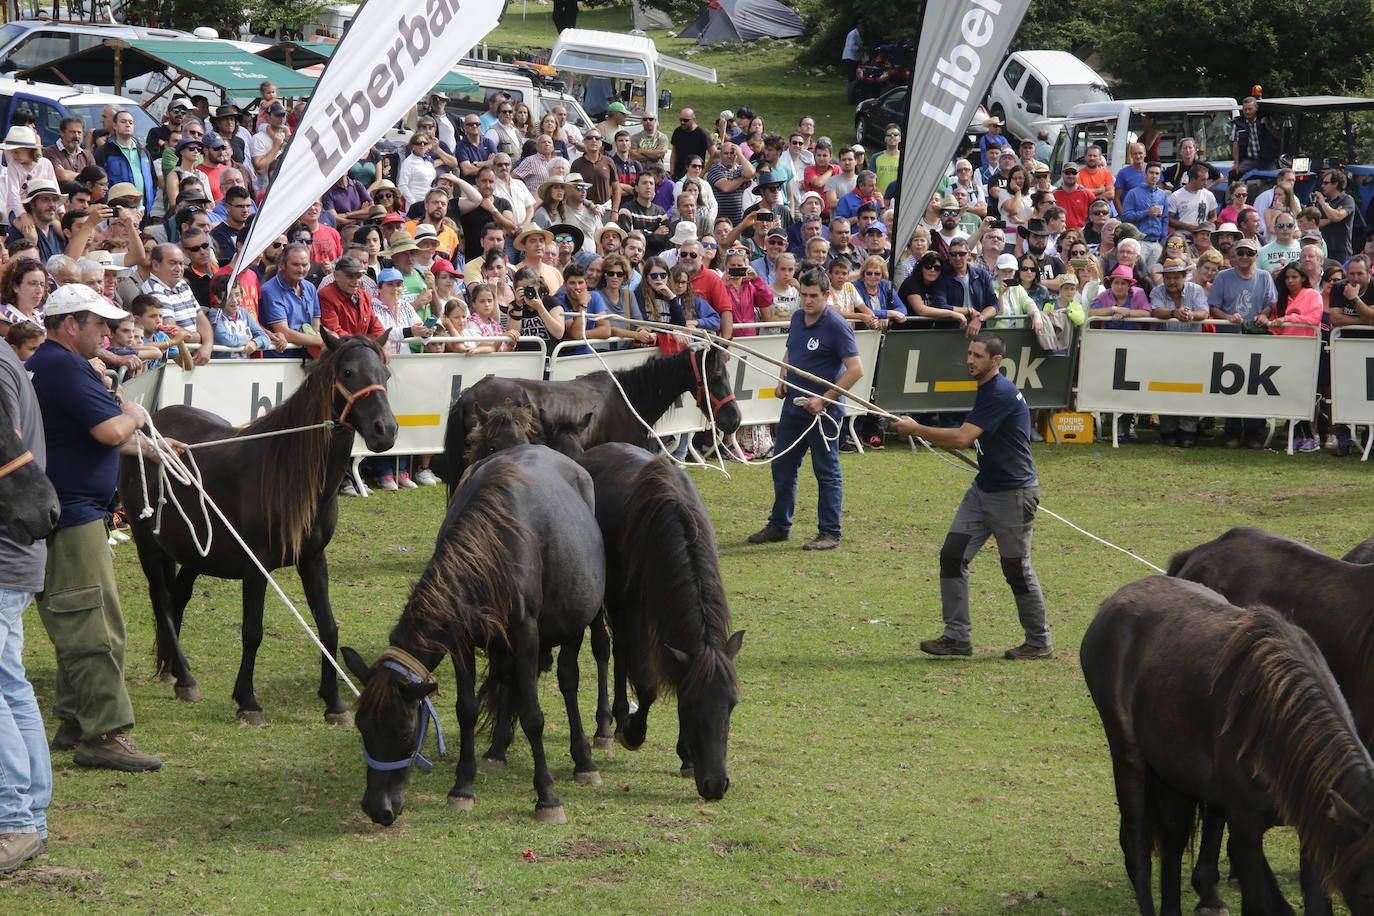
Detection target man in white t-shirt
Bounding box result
[1167,163,1219,232]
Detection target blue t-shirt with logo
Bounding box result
[27,339,122,529]
[783,307,858,415]
[966,370,1036,492]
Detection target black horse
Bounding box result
[118,331,398,724]
[0,389,58,545]
[1083,576,1374,916]
[1170,526,1374,912]
[462,398,590,471]
[343,445,606,825]
[578,443,742,801]
[442,345,740,495]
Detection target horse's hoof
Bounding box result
[593,736,615,753]
[479,757,506,772]
[446,794,475,812]
[614,730,643,751]
[1195,908,1229,916]
[236,710,267,727]
[324,710,353,727]
[534,804,567,824]
[574,770,602,787]
[679,766,694,780]
[174,684,201,702]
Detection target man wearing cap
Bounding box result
[94,110,155,213]
[595,101,630,143]
[191,132,231,203]
[630,112,668,167]
[7,180,66,261]
[319,255,385,340]
[427,93,457,149]
[1052,164,1094,230]
[146,96,192,160]
[1167,163,1219,234]
[570,128,621,213]
[29,285,169,772]
[1209,235,1275,446]
[260,243,323,358]
[716,110,743,145]
[43,116,94,184]
[250,101,290,188]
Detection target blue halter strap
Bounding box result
[361,659,447,772]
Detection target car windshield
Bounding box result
[1046,84,1112,118]
[1128,110,1234,163]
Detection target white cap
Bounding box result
[995,253,1019,271]
[45,282,129,320]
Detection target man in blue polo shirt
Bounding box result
[259,242,323,358]
[748,266,864,551]
[893,333,1052,660]
[28,284,168,772]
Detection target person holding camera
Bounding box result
[506,265,566,354]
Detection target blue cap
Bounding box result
[377,267,403,283]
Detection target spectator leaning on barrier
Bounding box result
[259,243,323,358]
[930,238,997,337]
[140,242,212,364]
[30,284,170,772]
[205,272,270,358]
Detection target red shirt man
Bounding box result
[1052,164,1096,229]
[318,257,384,337]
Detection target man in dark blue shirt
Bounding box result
[893,333,1052,659]
[28,284,171,772]
[928,239,997,338]
[748,267,863,551]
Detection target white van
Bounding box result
[1046,98,1240,180]
[985,50,1111,143]
[441,59,594,132]
[0,77,157,147]
[548,28,716,123]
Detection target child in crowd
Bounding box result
[105,315,147,377]
[127,294,193,369]
[5,321,42,361]
[437,297,469,353]
[462,283,512,354]
[207,274,271,358]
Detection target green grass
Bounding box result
[485,2,859,146]
[4,432,1369,913]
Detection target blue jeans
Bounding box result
[0,588,49,837]
[767,405,843,537]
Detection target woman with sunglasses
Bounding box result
[699,236,722,273]
[1015,255,1053,308]
[367,179,404,215]
[992,254,1045,333]
[395,134,436,210]
[597,253,653,349]
[161,135,203,219]
[896,252,961,325]
[853,256,906,331]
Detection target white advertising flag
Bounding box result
[235,0,509,274]
[891,0,1032,266]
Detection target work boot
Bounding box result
[1004,643,1055,660]
[747,525,789,544]
[802,532,841,551]
[51,719,80,751]
[73,732,162,772]
[919,635,972,657]
[0,831,43,874]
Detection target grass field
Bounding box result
[3,432,1368,914]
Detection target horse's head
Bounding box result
[327,330,399,454]
[1327,787,1374,913]
[0,398,58,545]
[692,344,741,435]
[341,646,439,826]
[539,408,594,461]
[667,629,744,801]
[465,399,541,466]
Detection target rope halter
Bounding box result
[334,379,388,429]
[688,344,737,416]
[360,647,446,773]
[0,449,34,480]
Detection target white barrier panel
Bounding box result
[361,347,549,458]
[1330,328,1374,426]
[121,363,164,410]
[160,360,309,426]
[724,328,883,426]
[1077,321,1322,420]
[547,344,705,437]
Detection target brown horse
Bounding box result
[1083,575,1374,916]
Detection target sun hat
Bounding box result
[88,249,122,271]
[668,222,698,246]
[1213,221,1241,237]
[0,125,39,150]
[384,233,419,256]
[413,224,440,245]
[983,116,1002,127]
[515,224,555,247]
[1233,237,1259,253]
[1058,271,1079,287]
[597,223,627,240]
[801,190,824,206]
[547,222,585,250]
[104,182,141,204]
[1159,259,1189,273]
[45,282,129,320]
[377,267,404,284]
[939,193,961,212]
[996,253,1019,271]
[1108,265,1136,284]
[430,257,460,277]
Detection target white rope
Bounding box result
[131,419,362,698]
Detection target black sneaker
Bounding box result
[747,525,789,544]
[919,636,972,657]
[802,533,841,551]
[1004,643,1055,660]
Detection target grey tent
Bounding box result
[678,0,803,44]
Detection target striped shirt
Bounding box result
[140,274,201,330]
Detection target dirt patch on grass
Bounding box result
[545,838,637,860]
[710,838,762,855]
[802,877,841,891]
[0,863,103,899]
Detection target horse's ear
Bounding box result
[372,330,390,349]
[321,326,341,351]
[1327,788,1371,834]
[576,410,595,433]
[341,646,372,683]
[474,403,490,422]
[724,630,744,660]
[400,680,438,701]
[664,644,690,668]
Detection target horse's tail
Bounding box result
[1165,545,1193,577]
[441,396,468,501]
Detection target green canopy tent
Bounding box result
[253,41,481,96]
[16,38,317,99]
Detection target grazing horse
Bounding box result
[1170,526,1374,912]
[0,390,59,545]
[462,398,590,470]
[118,331,397,724]
[342,445,606,825]
[442,345,740,495]
[1082,576,1374,916]
[578,443,742,800]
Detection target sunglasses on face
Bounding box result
[553,235,574,243]
[680,117,692,123]
[647,270,668,279]
[604,270,626,277]
[184,242,210,252]
[184,145,202,153]
[269,241,284,249]
[465,121,481,128]
[376,192,394,198]
[1166,241,1185,247]
[295,236,313,244]
[1019,266,1036,272]
[948,251,968,258]
[680,252,700,259]
[702,242,717,249]
[499,108,513,114]
[886,131,900,137]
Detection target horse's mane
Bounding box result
[240,338,378,558]
[464,402,540,465]
[1215,607,1374,886]
[609,350,695,421]
[619,459,735,697]
[394,462,525,664]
